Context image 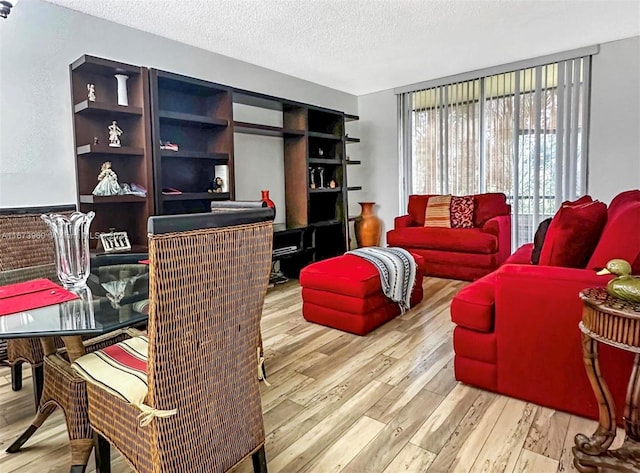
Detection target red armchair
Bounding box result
[387,193,511,280]
[451,190,640,421]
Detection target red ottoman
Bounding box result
[299,253,425,335]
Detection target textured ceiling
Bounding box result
[44,0,640,95]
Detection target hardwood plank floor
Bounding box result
[0,277,608,473]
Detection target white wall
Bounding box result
[358,36,640,241]
[0,0,357,207]
[588,36,640,202]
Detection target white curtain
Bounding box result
[400,56,591,248]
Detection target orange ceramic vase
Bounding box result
[354,202,382,247]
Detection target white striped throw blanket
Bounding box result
[346,247,417,313]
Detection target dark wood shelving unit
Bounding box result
[309,187,343,194]
[233,121,305,138]
[346,160,362,165]
[70,55,154,250]
[347,186,362,191]
[150,69,234,214]
[345,136,361,143]
[307,131,342,140]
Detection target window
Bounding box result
[399,53,592,247]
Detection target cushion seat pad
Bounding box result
[387,227,497,254]
[300,253,425,335]
[450,271,496,333]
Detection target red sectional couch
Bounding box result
[451,190,640,421]
[387,193,511,280]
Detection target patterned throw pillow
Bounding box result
[424,195,452,228]
[450,196,475,228]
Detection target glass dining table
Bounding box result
[0,261,150,472]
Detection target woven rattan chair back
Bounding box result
[0,205,75,402]
[145,212,273,472]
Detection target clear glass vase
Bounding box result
[41,211,95,288]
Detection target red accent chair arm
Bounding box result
[481,214,511,265]
[394,215,413,229]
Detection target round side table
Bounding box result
[573,287,640,472]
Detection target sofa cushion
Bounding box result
[299,253,425,299]
[531,218,552,264]
[473,193,510,227]
[387,227,497,254]
[505,244,534,265]
[539,200,607,268]
[424,195,452,228]
[407,194,435,226]
[588,199,640,273]
[451,196,475,228]
[450,271,497,332]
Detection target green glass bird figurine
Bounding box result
[597,259,640,303]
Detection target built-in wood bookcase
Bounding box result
[70,55,154,249]
[149,69,234,215]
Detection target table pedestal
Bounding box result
[573,287,640,472]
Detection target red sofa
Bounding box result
[387,193,511,280]
[451,190,640,421]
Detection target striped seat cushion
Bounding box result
[424,195,452,228]
[73,336,149,406]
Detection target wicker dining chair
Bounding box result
[84,208,274,473]
[0,204,75,406]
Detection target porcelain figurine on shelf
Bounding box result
[108,121,123,147]
[208,176,224,193]
[92,161,122,196]
[87,84,96,102]
[598,259,640,303]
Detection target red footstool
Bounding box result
[299,253,425,335]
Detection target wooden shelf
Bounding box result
[312,219,342,227]
[345,114,359,122]
[308,131,342,140]
[233,122,305,138]
[158,110,228,128]
[160,150,228,161]
[345,136,361,143]
[309,158,341,165]
[79,194,147,204]
[77,144,145,156]
[162,192,230,201]
[74,101,143,116]
[347,186,363,191]
[309,187,342,194]
[71,55,140,75]
[346,160,362,165]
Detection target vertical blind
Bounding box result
[399,56,592,248]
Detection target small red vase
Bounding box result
[261,190,276,218]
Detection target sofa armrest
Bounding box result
[493,264,628,407]
[394,215,413,229]
[481,214,511,265]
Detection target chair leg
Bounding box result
[5,403,57,453]
[31,364,44,408]
[69,438,94,473]
[94,434,111,473]
[252,445,267,473]
[11,361,23,391]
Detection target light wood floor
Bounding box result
[0,277,622,473]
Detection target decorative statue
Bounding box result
[318,148,324,157]
[87,84,96,102]
[309,167,316,189]
[208,176,224,193]
[598,259,640,303]
[108,121,123,147]
[329,180,336,189]
[92,161,122,196]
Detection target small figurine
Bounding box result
[87,84,96,102]
[318,167,325,188]
[318,148,324,157]
[108,121,123,147]
[329,180,336,189]
[93,137,100,145]
[309,167,316,189]
[598,259,640,303]
[160,140,179,151]
[93,161,121,196]
[208,176,224,193]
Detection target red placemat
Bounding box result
[0,279,79,316]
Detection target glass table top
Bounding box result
[0,263,149,339]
